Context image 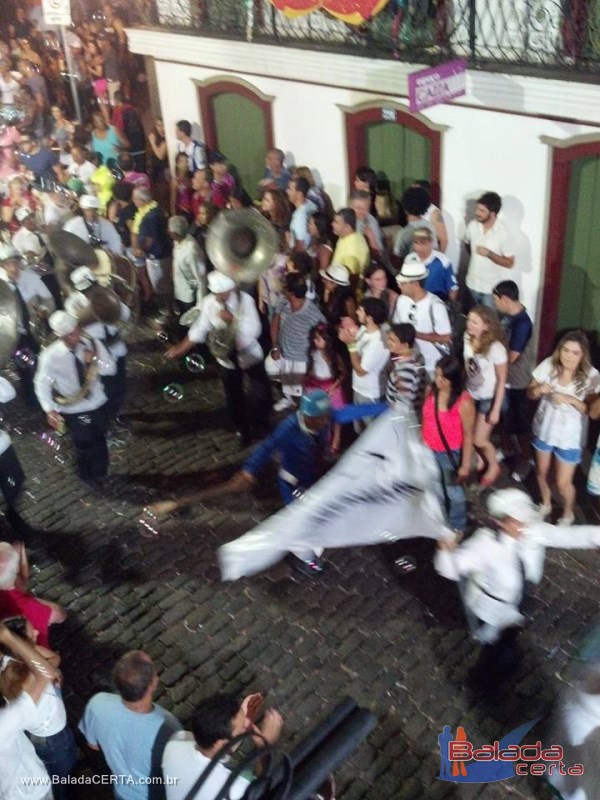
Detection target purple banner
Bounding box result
[408,59,467,113]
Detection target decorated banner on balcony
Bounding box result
[269,0,391,25]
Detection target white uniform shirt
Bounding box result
[34,337,116,414]
[11,227,46,259]
[435,522,600,632]
[464,218,514,294]
[63,216,124,255]
[188,291,263,370]
[0,692,51,800]
[65,293,131,360]
[172,236,206,304]
[1,268,55,332]
[289,200,317,249]
[352,326,389,400]
[0,376,16,456]
[162,732,250,800]
[393,293,451,376]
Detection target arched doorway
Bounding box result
[540,135,600,360]
[198,79,274,199]
[342,102,445,203]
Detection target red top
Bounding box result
[422,391,470,453]
[0,588,52,647]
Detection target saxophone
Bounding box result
[53,333,101,407]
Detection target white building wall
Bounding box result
[128,29,600,324]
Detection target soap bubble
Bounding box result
[163,383,183,403]
[14,349,36,369]
[39,432,61,452]
[138,507,159,538]
[185,354,205,374]
[394,555,417,574]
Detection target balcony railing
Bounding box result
[125,0,600,76]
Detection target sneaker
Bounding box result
[557,513,575,526]
[538,503,552,519]
[273,397,296,412]
[286,554,325,577]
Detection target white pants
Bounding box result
[265,355,306,398]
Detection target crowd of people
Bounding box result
[1,1,600,799]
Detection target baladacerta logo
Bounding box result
[437,721,584,783]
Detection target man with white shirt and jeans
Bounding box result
[393,255,452,378]
[165,272,271,447]
[464,191,515,308]
[163,693,283,800]
[339,296,389,431]
[34,311,116,485]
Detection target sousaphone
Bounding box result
[47,231,137,325]
[206,209,279,285]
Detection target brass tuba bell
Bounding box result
[206,209,279,285]
[0,280,19,368]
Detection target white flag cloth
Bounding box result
[218,410,452,581]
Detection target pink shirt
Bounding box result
[422,391,470,453]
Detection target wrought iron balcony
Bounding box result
[129,0,600,76]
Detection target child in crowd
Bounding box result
[305,323,347,453]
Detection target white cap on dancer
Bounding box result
[487,489,539,524]
[49,310,79,337]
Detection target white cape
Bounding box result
[218,410,450,581]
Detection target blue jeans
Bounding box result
[30,725,79,800]
[433,450,466,532]
[469,290,495,309]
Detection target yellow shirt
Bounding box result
[90,165,115,213]
[332,231,370,276]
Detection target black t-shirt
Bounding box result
[115,202,136,248]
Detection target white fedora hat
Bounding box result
[319,263,350,286]
[395,252,429,284]
[487,489,539,524]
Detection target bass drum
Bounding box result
[100,251,140,321]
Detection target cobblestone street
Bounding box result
[3,328,599,800]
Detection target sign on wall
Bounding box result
[42,0,72,26]
[408,59,467,113]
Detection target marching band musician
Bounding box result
[0,376,27,543]
[165,272,271,447]
[0,243,54,408]
[63,194,123,256]
[34,311,116,487]
[10,206,62,309]
[435,488,600,687]
[64,267,130,426]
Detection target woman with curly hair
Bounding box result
[528,330,600,524]
[463,305,508,487]
[261,187,291,239]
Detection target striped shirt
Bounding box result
[279,299,325,363]
[385,350,428,415]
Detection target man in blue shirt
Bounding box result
[234,389,332,575]
[493,280,535,480]
[412,227,458,303]
[79,650,181,800]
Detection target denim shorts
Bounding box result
[532,437,582,465]
[474,397,493,416]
